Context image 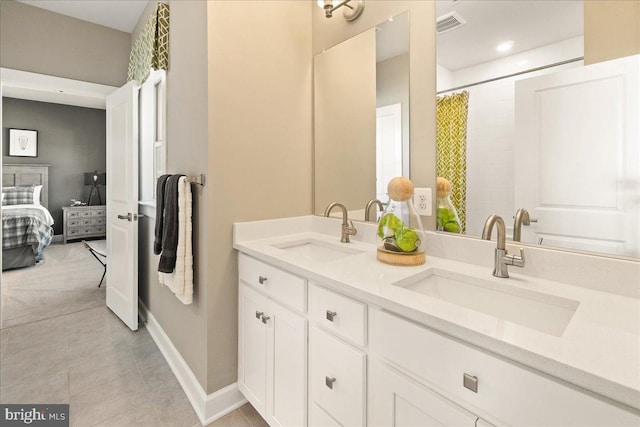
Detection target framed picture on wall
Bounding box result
[9,128,38,157]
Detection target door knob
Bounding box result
[255,311,263,320]
[117,213,132,221]
[258,276,268,285]
[326,310,337,322]
[261,315,270,324]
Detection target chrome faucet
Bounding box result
[512,208,531,242]
[324,202,358,243]
[482,214,525,278]
[364,199,384,222]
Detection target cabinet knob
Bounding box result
[463,373,478,393]
[325,376,336,389]
[255,311,263,320]
[258,276,268,285]
[261,315,270,324]
[326,310,337,322]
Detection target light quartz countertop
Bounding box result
[233,216,640,411]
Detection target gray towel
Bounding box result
[153,174,171,255]
[158,174,184,273]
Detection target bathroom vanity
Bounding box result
[234,216,640,427]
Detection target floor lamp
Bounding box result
[85,171,106,206]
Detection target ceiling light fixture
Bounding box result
[317,0,365,21]
[496,41,514,52]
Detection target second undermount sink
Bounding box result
[272,238,365,262]
[394,269,579,337]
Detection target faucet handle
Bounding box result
[346,220,357,236]
[504,247,525,268]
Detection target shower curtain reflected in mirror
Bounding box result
[436,91,469,233]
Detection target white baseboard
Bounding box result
[138,300,247,425]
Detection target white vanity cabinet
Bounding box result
[370,309,640,427]
[237,252,640,427]
[238,255,307,427]
[369,361,482,427]
[308,283,368,427]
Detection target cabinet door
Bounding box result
[369,362,478,427]
[266,300,307,427]
[238,284,268,416]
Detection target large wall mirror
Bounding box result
[314,11,409,220]
[435,1,638,258]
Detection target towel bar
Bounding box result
[185,174,206,186]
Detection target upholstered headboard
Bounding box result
[2,164,50,208]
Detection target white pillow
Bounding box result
[33,185,43,205]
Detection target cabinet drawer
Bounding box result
[310,327,365,427]
[67,219,80,227]
[93,218,105,226]
[94,209,106,217]
[81,218,94,226]
[67,211,80,218]
[67,229,81,237]
[309,402,341,427]
[309,283,367,347]
[371,309,640,426]
[80,210,93,217]
[239,253,306,312]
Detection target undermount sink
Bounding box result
[394,269,579,337]
[272,238,365,262]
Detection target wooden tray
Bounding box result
[377,248,425,266]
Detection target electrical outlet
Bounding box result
[414,188,432,216]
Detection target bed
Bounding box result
[2,164,54,270]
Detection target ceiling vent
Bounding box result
[436,11,467,34]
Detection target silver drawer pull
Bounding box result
[463,373,478,393]
[258,276,268,285]
[325,376,336,389]
[326,310,337,322]
[261,315,270,324]
[255,311,263,320]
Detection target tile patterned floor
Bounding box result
[0,242,269,426]
[0,305,269,426]
[0,306,202,426]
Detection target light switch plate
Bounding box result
[414,188,432,216]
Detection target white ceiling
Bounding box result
[436,0,584,71]
[16,0,149,33]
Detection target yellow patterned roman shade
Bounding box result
[436,91,469,233]
[128,3,169,84]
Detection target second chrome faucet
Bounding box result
[482,214,525,278]
[324,202,358,243]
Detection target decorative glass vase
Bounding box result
[436,177,462,233]
[376,177,425,266]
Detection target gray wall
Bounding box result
[2,98,106,235]
[137,0,210,391]
[0,0,130,86]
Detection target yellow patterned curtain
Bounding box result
[128,3,170,84]
[436,91,469,233]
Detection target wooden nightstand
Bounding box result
[62,205,106,244]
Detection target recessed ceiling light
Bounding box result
[388,16,394,22]
[496,41,514,52]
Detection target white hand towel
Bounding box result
[159,176,193,304]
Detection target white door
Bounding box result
[514,55,639,257]
[266,300,307,427]
[368,362,478,427]
[106,81,140,331]
[376,103,403,201]
[238,284,268,417]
